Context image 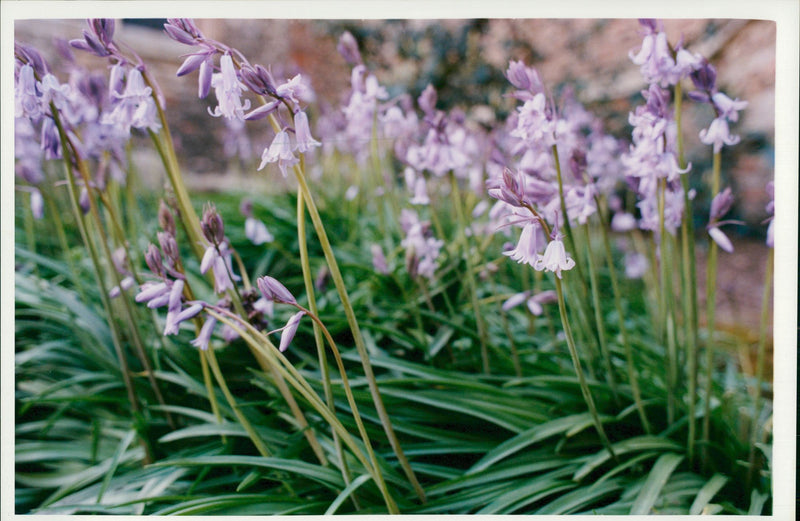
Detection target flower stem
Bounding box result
[595,200,651,433]
[702,151,723,470]
[204,346,271,458]
[292,166,426,503]
[205,308,400,513]
[747,246,773,488]
[296,188,347,477]
[554,277,617,462]
[582,222,619,405]
[450,173,491,374]
[675,81,700,466]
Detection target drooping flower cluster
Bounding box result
[163,18,321,179]
[628,19,703,87]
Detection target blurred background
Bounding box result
[15,18,776,335]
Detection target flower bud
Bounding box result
[337,31,362,65]
[158,231,179,264]
[201,204,225,245]
[158,200,176,235]
[144,243,164,278]
[257,276,296,305]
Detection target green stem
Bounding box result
[702,151,722,470]
[656,176,675,426]
[675,81,699,466]
[582,222,619,404]
[296,189,347,477]
[198,342,225,443]
[747,247,773,488]
[205,308,399,514]
[301,305,396,511]
[450,173,490,374]
[204,346,271,458]
[595,203,651,433]
[50,108,140,420]
[554,277,617,461]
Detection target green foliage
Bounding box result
[15,183,771,514]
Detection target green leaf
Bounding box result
[689,473,728,515]
[324,473,373,515]
[573,436,683,481]
[468,413,595,473]
[630,452,684,515]
[149,456,345,490]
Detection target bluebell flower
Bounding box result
[208,54,250,120]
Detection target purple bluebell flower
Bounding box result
[337,31,362,65]
[244,100,280,121]
[277,311,306,352]
[201,203,225,245]
[511,92,557,147]
[275,74,314,108]
[709,187,734,222]
[708,226,734,253]
[239,64,277,97]
[103,67,160,134]
[164,18,203,45]
[409,176,430,205]
[629,21,702,86]
[710,92,747,123]
[15,64,43,120]
[293,110,320,153]
[699,117,740,153]
[625,252,648,279]
[370,244,389,274]
[208,54,251,120]
[200,242,240,294]
[611,212,638,232]
[257,275,297,305]
[245,217,274,245]
[505,60,544,98]
[191,316,217,351]
[533,223,576,279]
[400,209,444,280]
[503,222,543,266]
[258,130,298,176]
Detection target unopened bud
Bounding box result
[145,243,164,278]
[201,203,225,245]
[158,200,176,235]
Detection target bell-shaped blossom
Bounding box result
[699,117,740,153]
[200,243,240,294]
[534,227,576,279]
[409,176,430,205]
[16,64,43,120]
[208,54,250,120]
[337,31,362,65]
[275,74,314,108]
[711,92,747,123]
[511,92,556,147]
[625,252,648,279]
[293,110,320,153]
[245,217,274,245]
[370,244,389,274]
[191,316,217,351]
[708,226,734,253]
[258,130,298,176]
[503,222,543,266]
[103,67,160,134]
[278,311,306,352]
